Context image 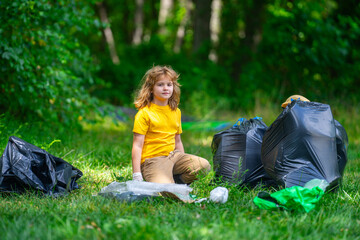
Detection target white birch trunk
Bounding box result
[133,0,144,45]
[158,0,173,34]
[209,0,221,62]
[97,2,120,65]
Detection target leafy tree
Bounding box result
[2,0,359,120]
[247,0,360,101]
[0,0,100,126]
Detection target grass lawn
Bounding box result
[0,105,359,240]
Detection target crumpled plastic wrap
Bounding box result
[98,181,194,202]
[209,187,229,203]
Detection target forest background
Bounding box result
[1,1,360,239]
[1,0,360,128]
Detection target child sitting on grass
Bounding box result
[131,65,211,184]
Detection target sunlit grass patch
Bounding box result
[81,116,130,133]
[1,105,360,240]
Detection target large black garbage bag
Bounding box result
[335,120,348,176]
[0,136,83,196]
[261,101,344,189]
[212,118,273,186]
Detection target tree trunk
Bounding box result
[209,0,222,62]
[96,1,120,65]
[158,0,173,34]
[243,0,265,53]
[217,1,242,79]
[217,0,266,80]
[132,0,144,45]
[192,0,212,59]
[236,0,265,75]
[173,0,192,53]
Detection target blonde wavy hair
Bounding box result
[134,65,181,110]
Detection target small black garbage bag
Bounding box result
[261,101,346,190]
[211,118,273,186]
[0,136,83,196]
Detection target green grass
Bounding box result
[0,104,360,240]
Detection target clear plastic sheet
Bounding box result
[98,181,194,202]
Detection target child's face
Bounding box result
[152,75,174,103]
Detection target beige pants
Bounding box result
[141,150,211,184]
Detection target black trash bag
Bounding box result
[211,118,274,186]
[335,120,349,176]
[261,101,344,190]
[0,136,83,196]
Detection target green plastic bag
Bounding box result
[253,185,325,213]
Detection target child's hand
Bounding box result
[133,172,144,181]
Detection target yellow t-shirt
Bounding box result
[133,103,182,163]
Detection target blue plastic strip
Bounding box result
[291,97,301,102]
[233,118,246,127]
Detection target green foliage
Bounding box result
[97,0,360,112]
[0,0,100,126]
[92,37,233,118]
[2,0,360,125]
[241,0,360,102]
